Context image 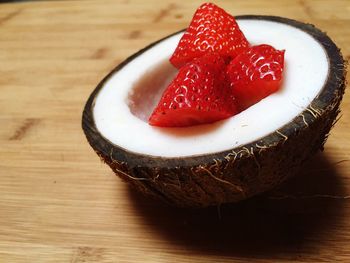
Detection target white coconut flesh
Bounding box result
[93,19,329,158]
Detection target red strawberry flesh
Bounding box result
[169,3,249,68]
[226,44,285,111]
[149,53,237,127]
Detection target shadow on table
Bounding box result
[128,153,348,258]
[0,0,32,3]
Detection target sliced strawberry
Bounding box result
[226,44,285,111]
[149,53,237,127]
[169,3,249,68]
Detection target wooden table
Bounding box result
[1,0,349,262]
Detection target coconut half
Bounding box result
[82,16,346,207]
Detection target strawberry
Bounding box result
[226,44,285,111]
[169,3,249,68]
[149,53,237,127]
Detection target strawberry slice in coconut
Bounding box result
[227,44,285,111]
[149,53,237,127]
[170,3,249,68]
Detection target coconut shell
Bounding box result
[82,16,347,207]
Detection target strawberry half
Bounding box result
[149,53,237,127]
[169,3,249,69]
[226,44,285,111]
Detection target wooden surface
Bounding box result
[0,0,349,262]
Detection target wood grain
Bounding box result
[0,0,349,262]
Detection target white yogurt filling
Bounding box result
[93,19,329,157]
